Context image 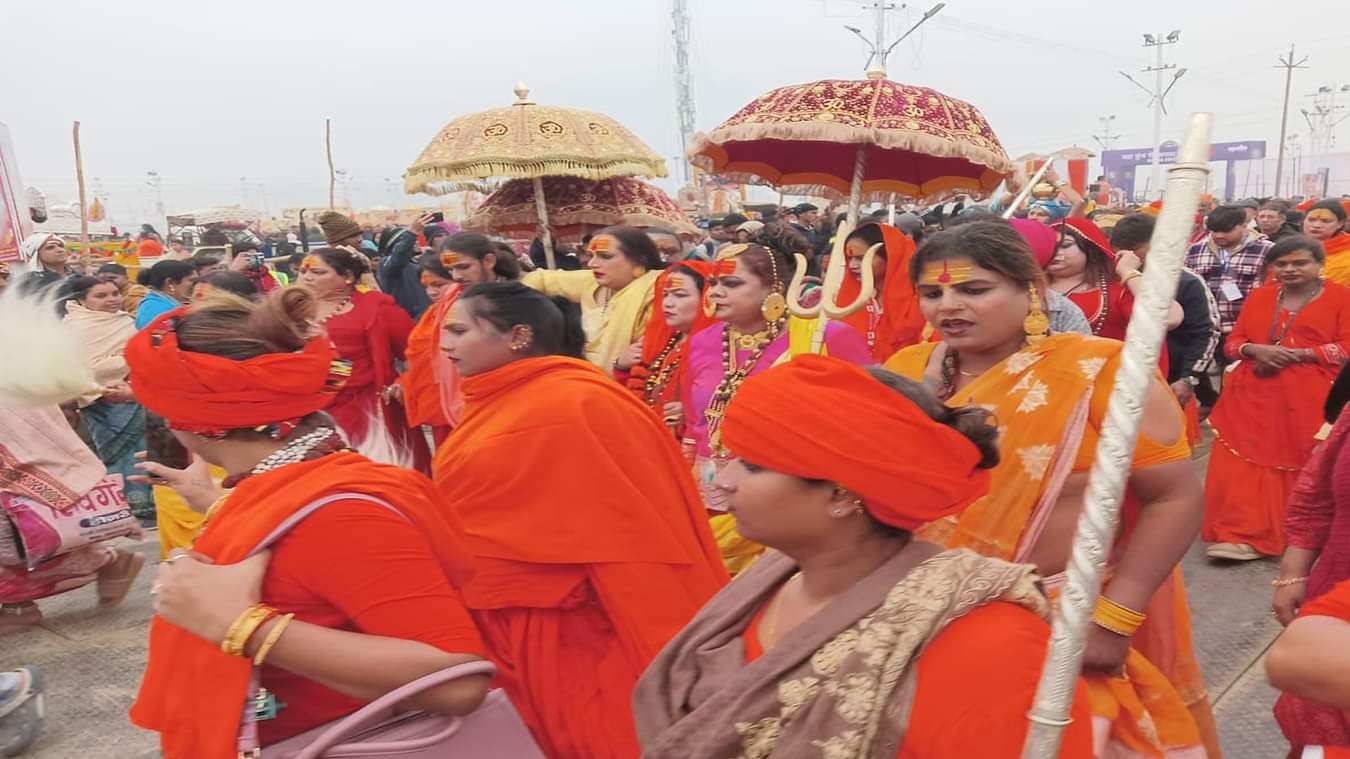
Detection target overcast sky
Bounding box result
[3,0,1347,225]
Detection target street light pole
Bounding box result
[1143,31,1182,200]
[1273,45,1309,199]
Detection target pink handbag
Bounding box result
[235,493,546,759]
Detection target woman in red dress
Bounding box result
[1047,217,1182,340]
[298,248,430,471]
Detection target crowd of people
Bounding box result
[2,183,1350,758]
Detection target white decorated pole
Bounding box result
[1001,159,1055,220]
[845,145,867,227]
[532,176,557,270]
[1021,112,1213,759]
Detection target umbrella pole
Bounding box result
[73,121,90,274]
[326,119,336,210]
[887,192,896,226]
[533,176,557,270]
[806,146,870,353]
[845,146,867,227]
[1020,113,1213,759]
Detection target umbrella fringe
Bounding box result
[404,159,668,196]
[691,123,1011,173]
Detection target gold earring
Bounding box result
[761,291,787,322]
[1024,284,1049,345]
[703,290,717,318]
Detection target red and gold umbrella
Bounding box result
[694,67,1013,352]
[690,70,1013,218]
[463,176,697,244]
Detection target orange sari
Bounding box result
[396,285,463,446]
[1321,233,1350,286]
[1205,282,1350,556]
[433,356,728,759]
[886,335,1211,759]
[130,453,475,759]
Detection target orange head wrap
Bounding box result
[124,308,352,437]
[720,355,990,531]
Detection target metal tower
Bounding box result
[671,0,696,184]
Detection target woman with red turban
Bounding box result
[614,261,718,437]
[125,290,489,759]
[634,355,1093,758]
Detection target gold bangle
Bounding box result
[252,613,295,666]
[1272,576,1308,588]
[221,604,275,657]
[1091,596,1146,637]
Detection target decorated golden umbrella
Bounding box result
[462,176,697,243]
[403,83,668,267]
[693,62,1013,351]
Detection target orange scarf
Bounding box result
[836,224,926,361]
[398,286,463,428]
[130,453,474,759]
[435,356,725,571]
[626,262,719,409]
[1322,233,1350,287]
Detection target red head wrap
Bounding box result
[124,308,351,437]
[1052,217,1115,263]
[720,355,990,531]
[625,261,720,397]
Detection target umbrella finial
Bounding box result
[513,82,533,104]
[865,65,887,81]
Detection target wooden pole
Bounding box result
[326,119,336,210]
[73,122,90,273]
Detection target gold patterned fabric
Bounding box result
[462,176,698,243]
[690,74,1012,203]
[404,86,668,195]
[633,547,1047,759]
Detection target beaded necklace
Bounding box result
[198,428,350,543]
[1065,274,1111,335]
[704,322,780,455]
[863,296,881,349]
[643,334,685,409]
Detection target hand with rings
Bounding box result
[154,549,269,644]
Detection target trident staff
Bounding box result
[1021,112,1213,758]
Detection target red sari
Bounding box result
[1205,283,1350,555]
[836,224,927,361]
[323,290,431,472]
[1066,277,1134,340]
[1277,404,1350,751]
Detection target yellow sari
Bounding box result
[886,334,1215,759]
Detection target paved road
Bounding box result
[5,448,1293,758]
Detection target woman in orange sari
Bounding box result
[836,222,926,360]
[392,253,459,447]
[434,281,727,759]
[884,220,1215,758]
[614,261,717,436]
[1204,235,1350,562]
[125,290,488,759]
[1304,200,1350,286]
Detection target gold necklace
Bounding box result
[729,326,772,351]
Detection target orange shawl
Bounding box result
[435,356,725,572]
[397,286,464,429]
[1322,233,1350,287]
[130,452,474,759]
[836,223,925,361]
[625,262,719,409]
[885,335,1206,758]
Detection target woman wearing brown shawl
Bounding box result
[633,355,1094,758]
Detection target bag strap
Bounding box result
[237,492,410,756]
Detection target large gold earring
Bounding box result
[761,291,787,322]
[1024,284,1049,345]
[703,290,717,318]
